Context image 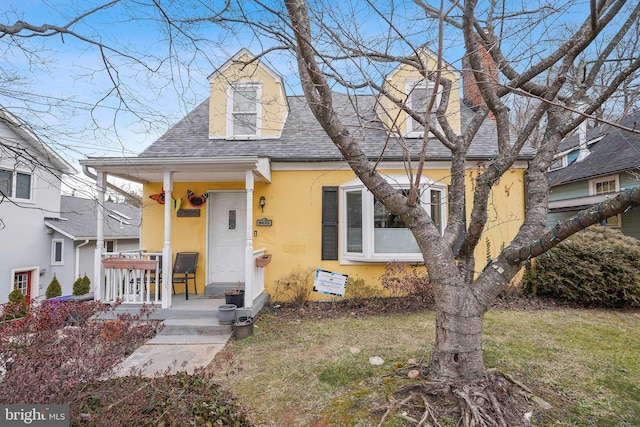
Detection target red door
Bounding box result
[14,271,32,303]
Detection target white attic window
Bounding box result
[549,155,567,171]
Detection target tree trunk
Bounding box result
[429,290,486,382]
[430,312,486,381]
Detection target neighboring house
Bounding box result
[0,106,75,304]
[548,110,640,238]
[80,48,530,311]
[44,195,141,292]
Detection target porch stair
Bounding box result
[114,297,233,377]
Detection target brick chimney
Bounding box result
[462,33,499,118]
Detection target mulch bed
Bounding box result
[260,294,571,322]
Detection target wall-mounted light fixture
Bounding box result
[259,196,266,213]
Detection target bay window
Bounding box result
[341,175,446,262]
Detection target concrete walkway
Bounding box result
[112,294,233,377]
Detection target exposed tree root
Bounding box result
[373,368,551,426]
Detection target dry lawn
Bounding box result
[207,306,640,426]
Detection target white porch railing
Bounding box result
[100,251,162,305]
[99,250,268,309]
[249,249,271,308]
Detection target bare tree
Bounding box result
[276,0,640,421]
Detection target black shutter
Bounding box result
[322,186,339,260]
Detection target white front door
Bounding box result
[208,192,246,283]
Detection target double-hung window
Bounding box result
[227,83,262,138]
[341,175,446,262]
[405,79,440,137]
[0,168,32,200]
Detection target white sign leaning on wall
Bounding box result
[313,269,348,297]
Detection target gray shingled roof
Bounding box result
[45,196,141,240]
[139,92,528,161]
[549,110,640,186]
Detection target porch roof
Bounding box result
[79,156,271,184]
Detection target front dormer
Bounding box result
[208,49,288,139]
[376,49,461,137]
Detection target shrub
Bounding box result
[379,261,434,304]
[345,276,378,301]
[0,301,160,405]
[45,275,62,299]
[73,274,91,296]
[274,267,314,306]
[5,288,27,319]
[524,228,640,308]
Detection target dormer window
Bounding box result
[227,83,262,138]
[549,155,567,171]
[406,79,440,137]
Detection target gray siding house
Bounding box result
[44,196,141,293]
[548,111,640,238]
[0,106,74,303]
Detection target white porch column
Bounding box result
[93,171,106,301]
[161,172,173,309]
[244,170,254,308]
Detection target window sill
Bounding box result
[340,254,424,265]
[225,135,263,140]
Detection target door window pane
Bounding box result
[228,209,237,230]
[14,272,28,295]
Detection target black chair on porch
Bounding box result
[172,252,199,300]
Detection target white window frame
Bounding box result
[589,175,621,228]
[340,175,447,263]
[226,83,262,139]
[52,239,64,265]
[590,175,619,196]
[549,155,567,171]
[405,79,441,137]
[0,168,34,202]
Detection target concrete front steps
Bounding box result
[115,300,233,377]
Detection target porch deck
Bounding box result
[110,293,227,320]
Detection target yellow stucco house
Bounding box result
[80,48,528,313]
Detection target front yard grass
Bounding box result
[208,307,640,426]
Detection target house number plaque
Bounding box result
[177,209,200,217]
[256,218,272,226]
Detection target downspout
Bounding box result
[75,239,90,279]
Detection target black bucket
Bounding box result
[232,316,254,339]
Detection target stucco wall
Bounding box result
[140,164,526,300]
[208,52,288,139]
